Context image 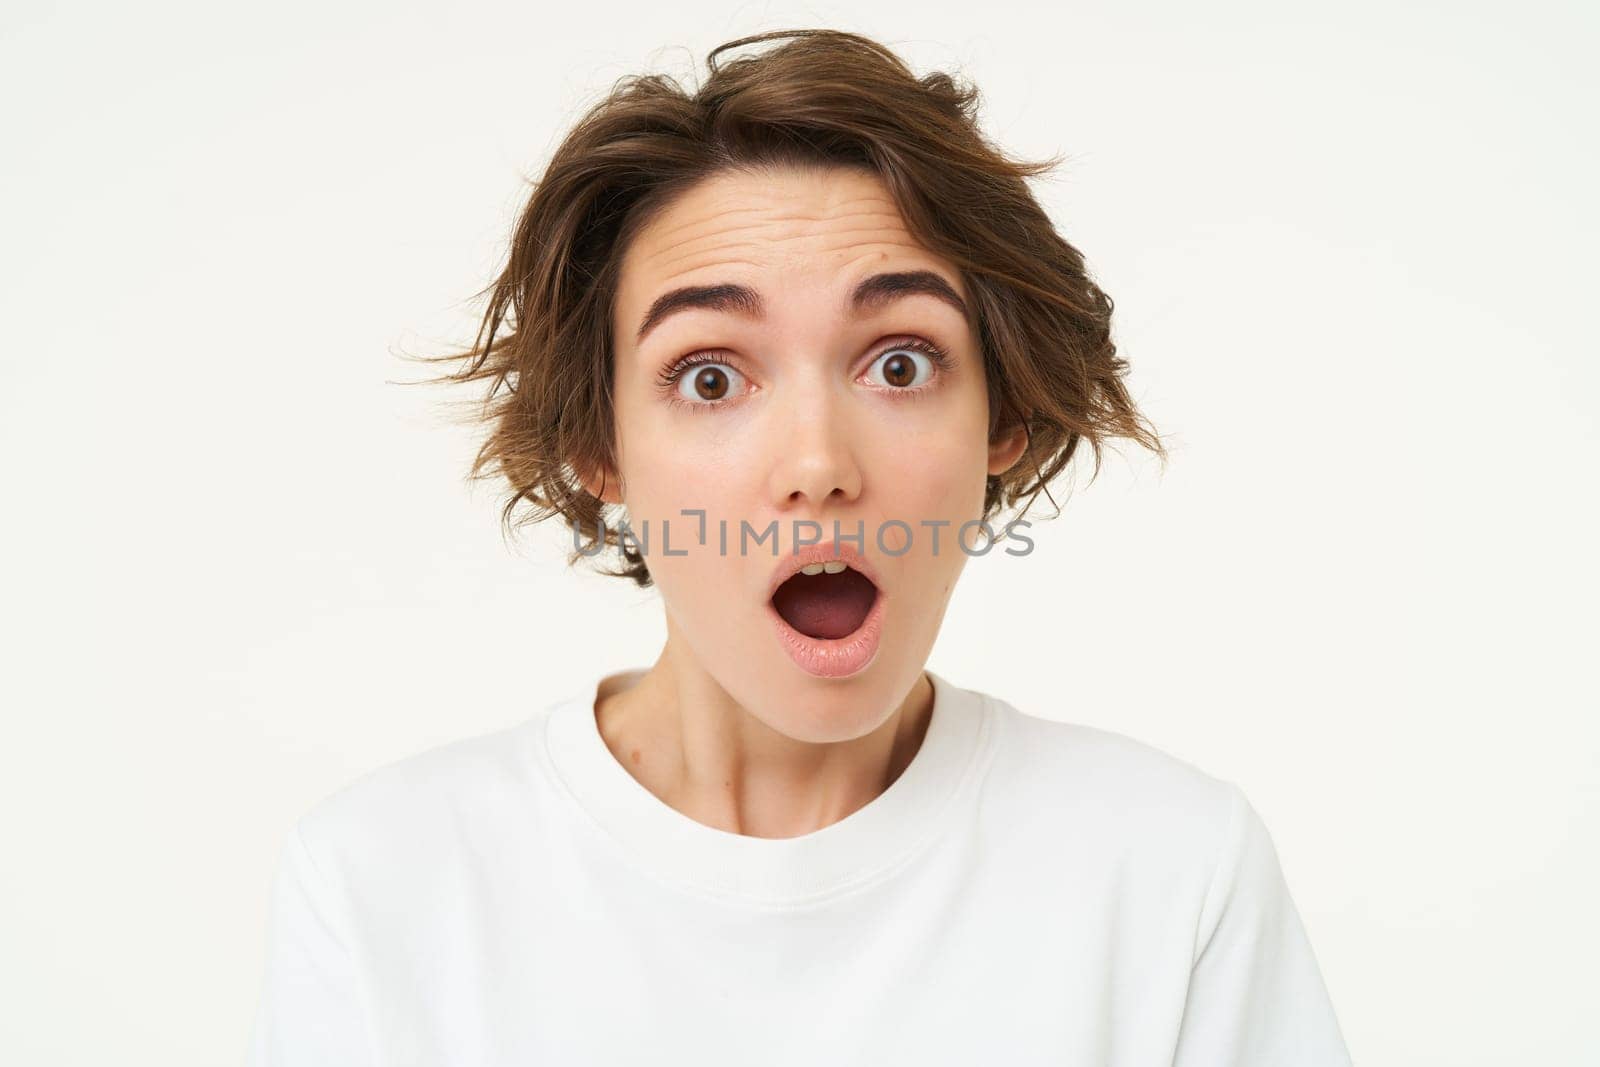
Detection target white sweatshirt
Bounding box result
[247,668,1352,1066]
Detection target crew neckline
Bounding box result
[538,666,997,908]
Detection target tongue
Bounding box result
[772,568,877,640]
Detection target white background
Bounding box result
[3,2,1596,1063]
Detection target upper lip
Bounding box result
[766,539,882,602]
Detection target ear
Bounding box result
[986,418,1030,477]
[577,458,625,505]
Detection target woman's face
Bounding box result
[597,163,1026,740]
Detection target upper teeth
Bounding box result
[800,561,849,576]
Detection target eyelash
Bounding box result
[655,336,954,412]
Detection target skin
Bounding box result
[580,162,1028,840]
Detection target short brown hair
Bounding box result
[409,28,1165,587]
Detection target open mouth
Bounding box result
[770,562,880,640]
[766,548,886,679]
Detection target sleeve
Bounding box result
[246,821,377,1067]
[1171,783,1354,1066]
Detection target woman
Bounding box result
[248,29,1352,1066]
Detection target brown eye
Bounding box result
[882,353,915,387]
[673,361,746,405]
[867,347,934,389]
[692,366,727,399]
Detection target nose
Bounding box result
[766,377,863,513]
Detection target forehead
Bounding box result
[614,165,963,320]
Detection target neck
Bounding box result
[593,634,934,839]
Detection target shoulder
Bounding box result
[288,711,551,881]
[984,691,1237,810]
[977,690,1245,867]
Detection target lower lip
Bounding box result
[768,585,886,679]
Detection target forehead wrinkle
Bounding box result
[635,190,912,254]
[645,228,930,277]
[655,185,902,224]
[636,216,814,262]
[639,198,905,253]
[637,209,915,265]
[619,171,962,347]
[645,258,765,291]
[642,207,774,247]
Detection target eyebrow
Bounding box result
[633,269,969,344]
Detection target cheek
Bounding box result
[873,408,991,519]
[614,397,743,513]
[639,457,752,530]
[613,416,748,599]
